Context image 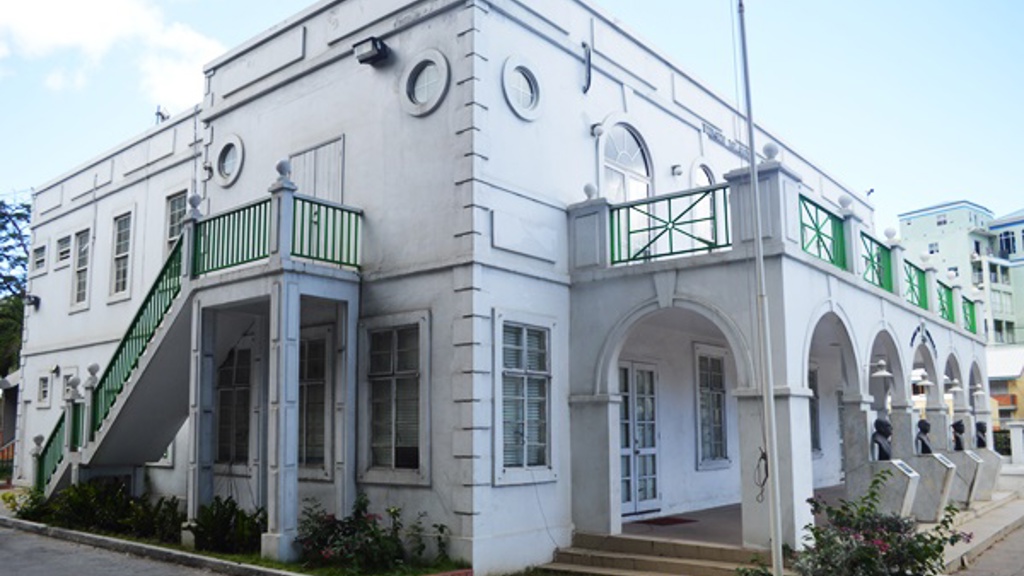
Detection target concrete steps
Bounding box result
[542,533,773,576]
[940,495,1024,572]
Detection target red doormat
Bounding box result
[637,517,696,526]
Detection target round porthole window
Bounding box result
[400,49,450,117]
[215,135,244,188]
[502,56,541,121]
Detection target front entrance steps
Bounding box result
[543,533,773,576]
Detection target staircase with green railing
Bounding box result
[35,192,362,494]
[92,238,184,440]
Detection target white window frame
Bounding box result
[493,309,558,486]
[55,235,72,269]
[695,343,730,470]
[71,228,91,310]
[36,375,51,408]
[30,244,47,276]
[214,346,254,475]
[358,310,431,486]
[808,365,822,455]
[299,325,333,480]
[109,211,133,298]
[166,191,188,252]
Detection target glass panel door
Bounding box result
[619,362,659,515]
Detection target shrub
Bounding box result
[127,495,186,544]
[296,493,404,572]
[188,496,266,554]
[48,479,134,532]
[1,488,48,521]
[792,470,971,576]
[994,429,1010,456]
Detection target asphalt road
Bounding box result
[0,527,218,576]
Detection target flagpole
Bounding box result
[737,2,784,575]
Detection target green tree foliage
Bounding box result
[0,200,30,376]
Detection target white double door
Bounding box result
[619,362,659,515]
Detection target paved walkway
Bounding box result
[0,526,218,576]
[956,523,1024,576]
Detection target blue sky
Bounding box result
[1,1,1021,233]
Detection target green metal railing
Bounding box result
[860,233,894,293]
[799,196,846,270]
[35,412,66,492]
[292,196,362,267]
[904,261,928,310]
[963,296,978,334]
[92,239,183,436]
[937,282,955,323]
[192,199,270,276]
[610,184,731,264]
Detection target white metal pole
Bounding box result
[737,2,785,575]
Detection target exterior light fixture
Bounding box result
[24,294,40,310]
[869,359,893,379]
[354,36,389,65]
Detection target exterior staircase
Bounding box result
[544,533,774,576]
[33,189,362,496]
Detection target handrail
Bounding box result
[799,195,847,271]
[860,232,894,293]
[962,297,978,334]
[35,412,66,492]
[192,199,271,276]
[904,261,928,311]
[610,184,731,264]
[292,195,362,268]
[937,281,955,323]
[92,238,183,436]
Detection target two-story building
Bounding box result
[12,1,990,574]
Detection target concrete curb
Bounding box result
[0,515,301,576]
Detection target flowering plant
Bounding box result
[792,470,971,576]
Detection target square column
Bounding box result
[186,305,216,525]
[262,278,301,561]
[736,389,814,551]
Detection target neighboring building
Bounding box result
[899,201,1024,345]
[987,345,1024,428]
[13,1,988,574]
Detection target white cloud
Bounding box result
[0,0,224,110]
[138,22,225,113]
[44,68,86,92]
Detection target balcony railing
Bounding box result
[292,196,362,267]
[610,184,730,264]
[192,199,270,276]
[861,232,894,293]
[799,196,846,270]
[937,281,955,323]
[904,261,928,311]
[963,297,978,334]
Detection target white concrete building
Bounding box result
[899,201,1024,345]
[13,1,990,574]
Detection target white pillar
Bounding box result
[262,278,301,561]
[186,306,216,523]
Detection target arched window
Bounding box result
[603,124,651,203]
[694,164,715,188]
